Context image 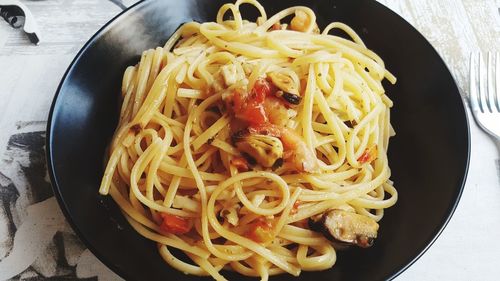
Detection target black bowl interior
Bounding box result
[47,0,470,280]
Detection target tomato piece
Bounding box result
[231,88,268,126]
[242,79,276,125]
[246,218,274,243]
[160,213,192,235]
[252,79,275,101]
[230,156,250,172]
[357,152,370,163]
[357,145,378,164]
[228,79,282,127]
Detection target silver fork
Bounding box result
[469,52,500,140]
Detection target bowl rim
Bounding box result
[45,0,471,280]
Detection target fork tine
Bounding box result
[495,52,500,112]
[487,52,495,112]
[470,52,480,112]
[479,52,488,113]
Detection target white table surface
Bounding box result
[0,0,498,280]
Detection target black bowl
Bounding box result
[46,0,470,280]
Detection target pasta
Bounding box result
[99,1,398,280]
